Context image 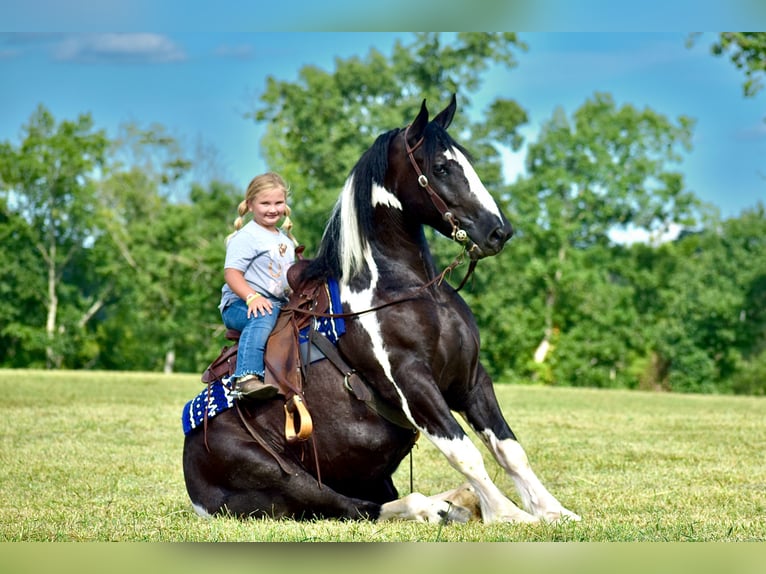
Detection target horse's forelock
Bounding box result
[421,122,470,174]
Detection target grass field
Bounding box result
[1,368,764,542]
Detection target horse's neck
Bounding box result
[368,230,439,285]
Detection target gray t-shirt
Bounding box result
[219,221,295,311]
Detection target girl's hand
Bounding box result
[246,293,273,317]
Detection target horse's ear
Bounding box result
[432,94,457,130]
[407,99,430,146]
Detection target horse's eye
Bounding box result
[433,164,448,177]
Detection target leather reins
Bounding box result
[283,249,473,323]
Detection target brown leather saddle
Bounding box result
[201,259,328,442]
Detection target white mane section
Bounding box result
[446,147,503,220]
[338,175,366,281]
[371,182,402,210]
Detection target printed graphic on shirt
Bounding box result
[265,242,291,297]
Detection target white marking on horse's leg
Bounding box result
[191,502,213,518]
[429,435,537,524]
[378,493,457,523]
[481,432,581,522]
[445,147,503,220]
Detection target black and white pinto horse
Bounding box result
[183,96,580,524]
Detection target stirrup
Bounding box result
[284,394,313,442]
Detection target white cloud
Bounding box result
[608,222,683,246]
[53,34,186,64]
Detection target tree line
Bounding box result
[1,33,764,394]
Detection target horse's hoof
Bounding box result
[439,503,473,524]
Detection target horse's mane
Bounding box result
[303,128,398,283]
[302,120,471,284]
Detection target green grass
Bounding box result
[0,369,764,541]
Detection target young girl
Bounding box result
[219,172,298,399]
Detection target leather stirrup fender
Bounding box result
[284,394,313,443]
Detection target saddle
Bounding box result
[200,259,328,443]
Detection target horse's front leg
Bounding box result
[459,364,581,523]
[428,433,539,523]
[396,367,537,524]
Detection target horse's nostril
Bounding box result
[490,225,513,247]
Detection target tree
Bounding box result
[0,196,45,366]
[0,105,109,368]
[481,93,700,385]
[89,122,200,371]
[660,204,766,392]
[701,32,766,98]
[94,180,240,373]
[0,108,205,371]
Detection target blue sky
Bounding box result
[1,31,764,227]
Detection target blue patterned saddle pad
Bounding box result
[181,378,236,435]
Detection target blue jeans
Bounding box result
[221,298,282,380]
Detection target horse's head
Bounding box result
[308,95,514,285]
[391,95,513,260]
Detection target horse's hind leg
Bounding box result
[461,365,581,523]
[217,470,385,520]
[183,416,385,521]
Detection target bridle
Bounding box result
[404,123,471,247]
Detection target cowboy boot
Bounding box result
[234,374,279,400]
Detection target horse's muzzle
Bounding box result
[468,221,513,260]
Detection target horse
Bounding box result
[182,95,580,524]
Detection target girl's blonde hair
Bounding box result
[225,172,299,247]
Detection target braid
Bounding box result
[281,204,300,247]
[225,200,248,245]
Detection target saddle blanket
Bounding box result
[299,277,345,345]
[181,378,236,435]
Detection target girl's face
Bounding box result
[248,186,287,231]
